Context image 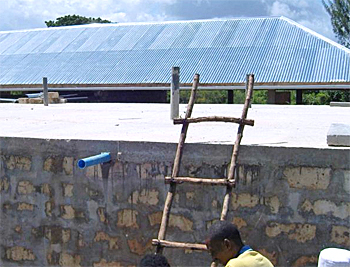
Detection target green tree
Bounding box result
[45,14,111,27]
[322,0,350,48]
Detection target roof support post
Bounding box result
[227,90,234,104]
[170,67,180,119]
[267,90,276,104]
[43,77,49,106]
[296,90,303,105]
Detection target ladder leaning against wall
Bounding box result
[152,73,255,266]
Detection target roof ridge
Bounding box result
[0,16,283,34]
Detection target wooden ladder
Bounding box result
[152,73,255,265]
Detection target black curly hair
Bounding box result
[140,253,170,267]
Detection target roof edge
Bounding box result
[280,16,350,54]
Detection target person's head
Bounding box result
[205,221,244,265]
[139,253,170,267]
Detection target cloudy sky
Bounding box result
[0,0,336,41]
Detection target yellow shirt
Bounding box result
[225,251,274,267]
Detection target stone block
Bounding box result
[128,189,159,205]
[62,183,74,197]
[17,181,35,194]
[94,231,119,250]
[1,176,10,192]
[127,239,152,255]
[284,167,331,190]
[5,246,35,261]
[117,209,139,229]
[232,217,247,229]
[231,193,259,210]
[292,255,318,267]
[266,223,316,243]
[93,259,122,267]
[63,157,74,175]
[86,164,102,179]
[147,211,193,231]
[43,156,63,173]
[97,207,108,223]
[60,205,75,220]
[265,196,281,214]
[331,226,350,246]
[327,123,350,147]
[59,253,81,267]
[17,202,34,211]
[45,201,54,217]
[41,183,53,197]
[5,155,31,171]
[301,199,350,219]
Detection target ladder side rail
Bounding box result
[156,74,200,254]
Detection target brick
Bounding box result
[117,209,139,229]
[331,226,350,246]
[127,239,152,255]
[17,181,34,194]
[284,167,331,190]
[93,259,122,267]
[6,246,35,261]
[128,189,159,205]
[62,183,74,197]
[94,231,119,250]
[63,157,74,176]
[110,161,126,179]
[59,253,81,267]
[17,202,34,211]
[0,177,10,192]
[301,199,350,219]
[5,155,31,171]
[148,211,193,231]
[292,256,318,267]
[44,156,63,173]
[231,193,259,210]
[60,205,75,220]
[266,223,316,243]
[232,217,247,229]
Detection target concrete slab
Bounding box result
[327,123,350,147]
[0,103,350,149]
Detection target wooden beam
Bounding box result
[165,177,234,186]
[152,239,207,251]
[173,116,254,126]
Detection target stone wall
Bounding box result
[0,137,349,266]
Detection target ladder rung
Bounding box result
[165,176,235,186]
[173,116,254,126]
[152,239,207,251]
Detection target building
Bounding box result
[0,16,349,103]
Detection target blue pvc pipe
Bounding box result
[77,152,111,169]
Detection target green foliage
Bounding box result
[302,90,349,105]
[45,14,111,27]
[322,0,350,48]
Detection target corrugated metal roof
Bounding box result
[0,16,349,89]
